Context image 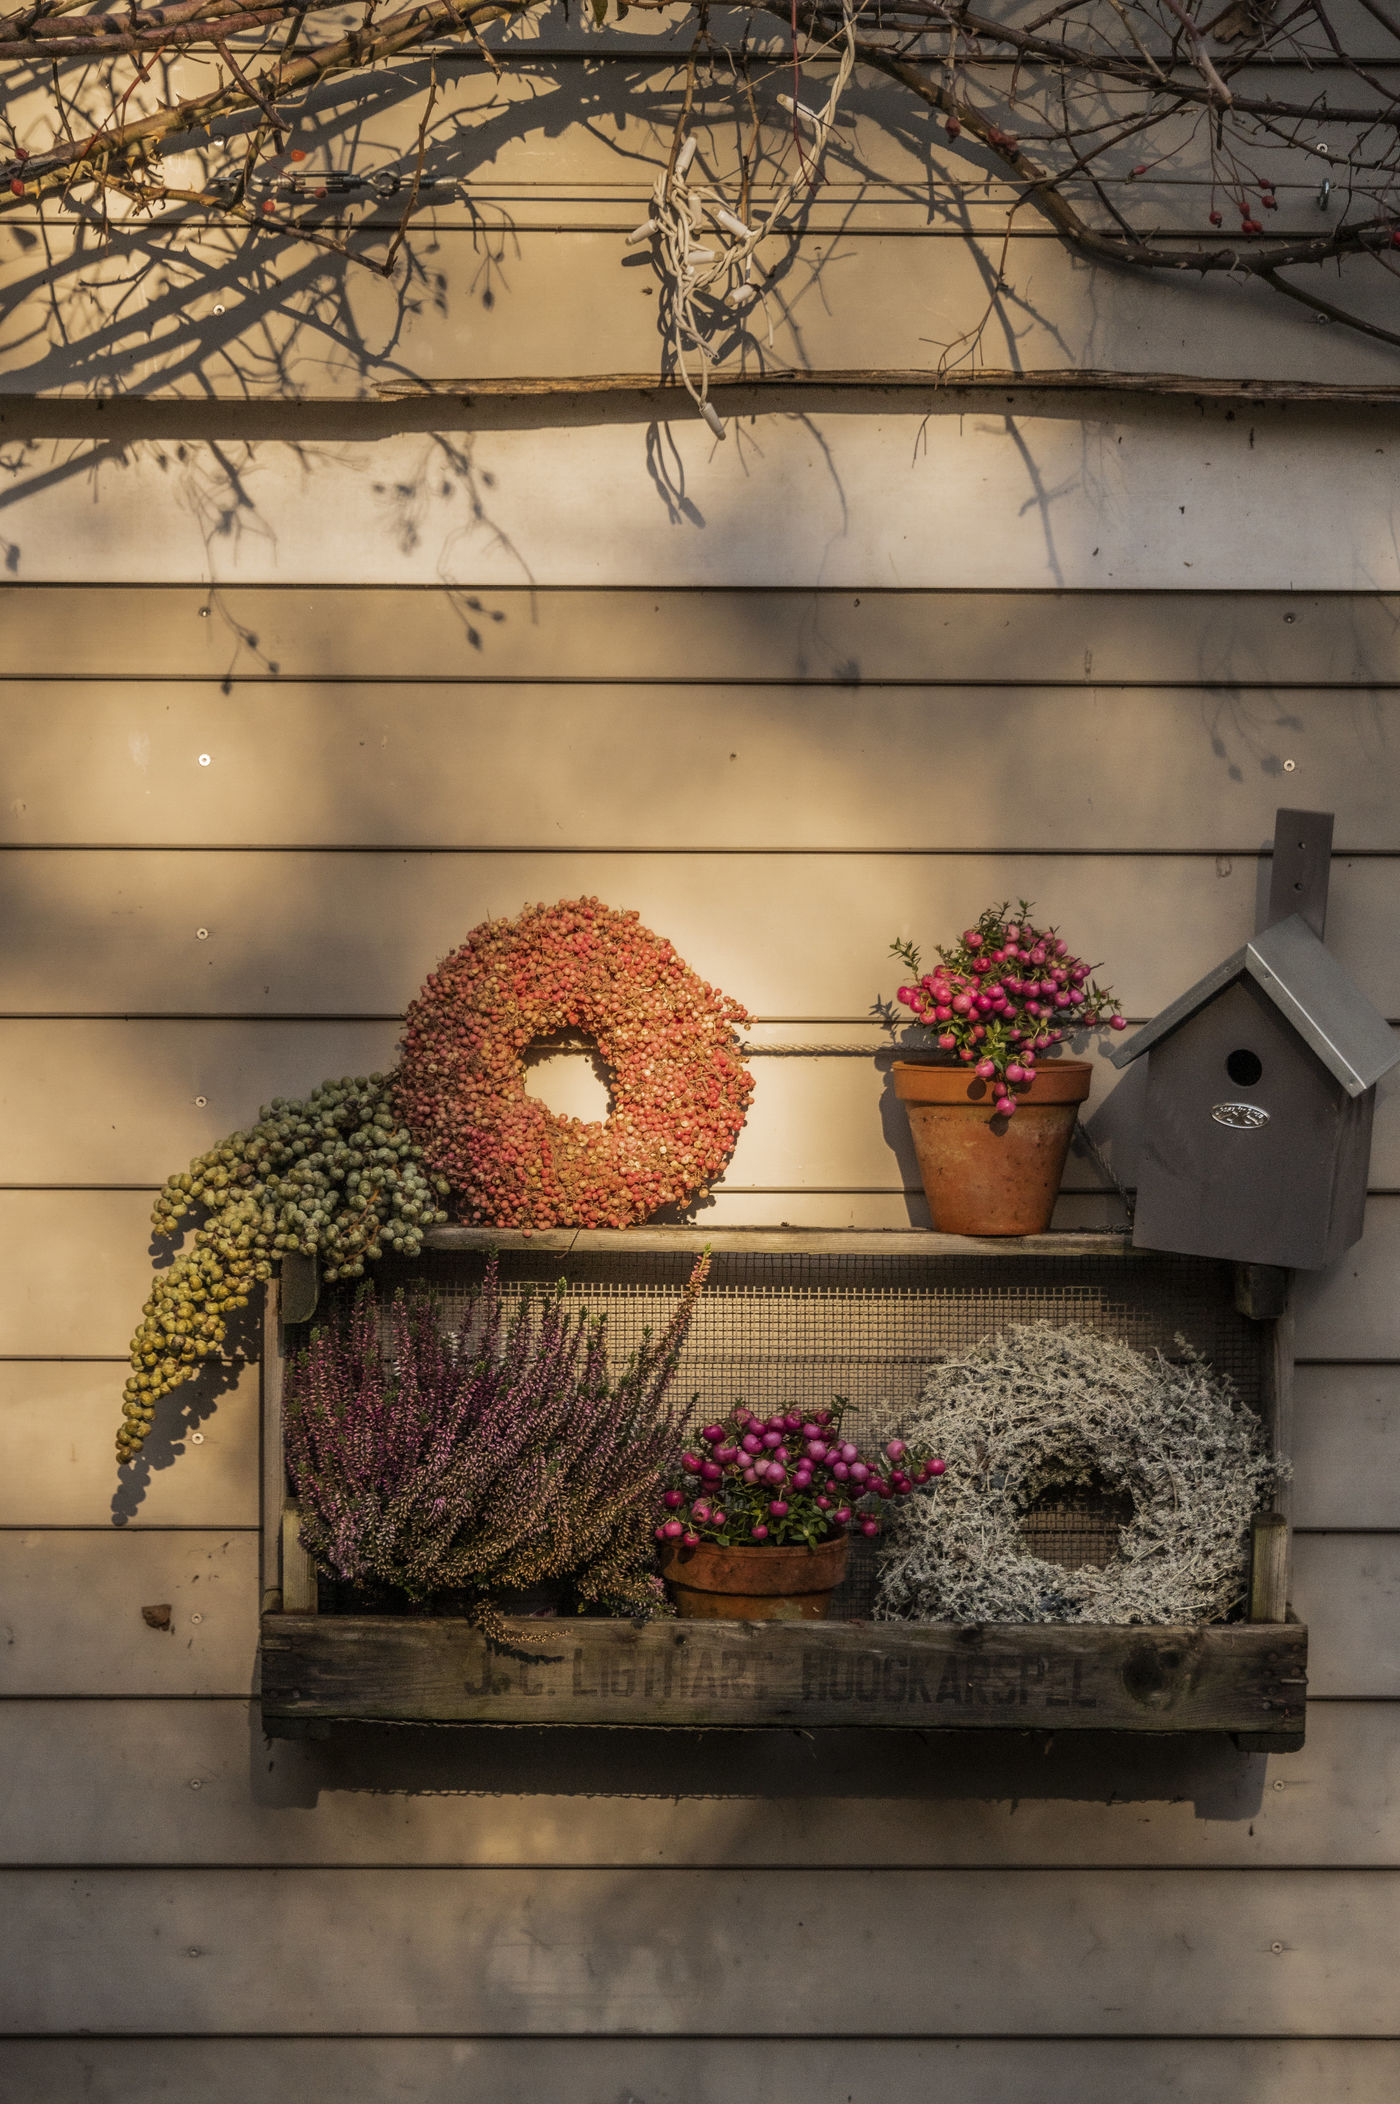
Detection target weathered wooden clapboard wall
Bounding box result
[4,7,1400,2096]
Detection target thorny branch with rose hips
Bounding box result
[4,0,1400,391]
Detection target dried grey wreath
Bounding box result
[876,1323,1276,1627]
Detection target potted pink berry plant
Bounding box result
[656,1403,944,1620]
[887,900,1126,1236]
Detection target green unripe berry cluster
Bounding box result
[118,1073,448,1463]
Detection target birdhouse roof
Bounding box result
[1109,913,1400,1098]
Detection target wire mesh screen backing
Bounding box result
[343,1248,1270,1619]
[1019,1478,1137,1573]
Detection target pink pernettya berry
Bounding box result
[659,1406,946,1559]
[887,901,1120,1102]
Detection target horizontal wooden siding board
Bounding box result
[1290,1534,1400,1698]
[0,1696,1394,1870]
[0,1019,1134,1193]
[1,1866,1397,2033]
[3,408,1400,591]
[8,230,1400,398]
[0,1021,403,1183]
[0,589,1392,686]
[0,1532,259,1696]
[6,682,1400,852]
[8,850,1396,1018]
[1295,1200,1400,1357]
[6,2038,1400,2104]
[4,2038,1400,2103]
[1291,1367,1400,1530]
[4,55,1376,233]
[0,1362,258,1530]
[5,1011,1400,1202]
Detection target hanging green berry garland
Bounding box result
[118,898,755,1464]
[117,1074,448,1463]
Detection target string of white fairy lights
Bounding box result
[627,0,860,438]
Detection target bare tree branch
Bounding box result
[0,0,1397,373]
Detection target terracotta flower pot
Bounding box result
[892,1058,1092,1236]
[659,1534,850,1620]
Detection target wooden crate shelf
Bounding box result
[260,1230,1305,1749]
[259,1613,1307,1745]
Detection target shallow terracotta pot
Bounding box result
[892,1058,1092,1236]
[659,1535,850,1621]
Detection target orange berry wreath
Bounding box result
[393,898,755,1230]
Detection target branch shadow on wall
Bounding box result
[0,57,954,401]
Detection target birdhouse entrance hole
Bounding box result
[1226,1048,1264,1088]
[1020,1474,1135,1571]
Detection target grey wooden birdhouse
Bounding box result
[1109,809,1399,1270]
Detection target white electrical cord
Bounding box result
[634,0,859,437]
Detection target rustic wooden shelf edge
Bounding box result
[420,1226,1136,1257]
[258,1613,1307,1746]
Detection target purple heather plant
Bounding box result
[285,1254,707,1631]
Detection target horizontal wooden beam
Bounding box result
[260,1614,1308,1736]
[420,1226,1134,1256]
[378,369,1400,407]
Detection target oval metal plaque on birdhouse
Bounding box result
[1212,1102,1270,1130]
